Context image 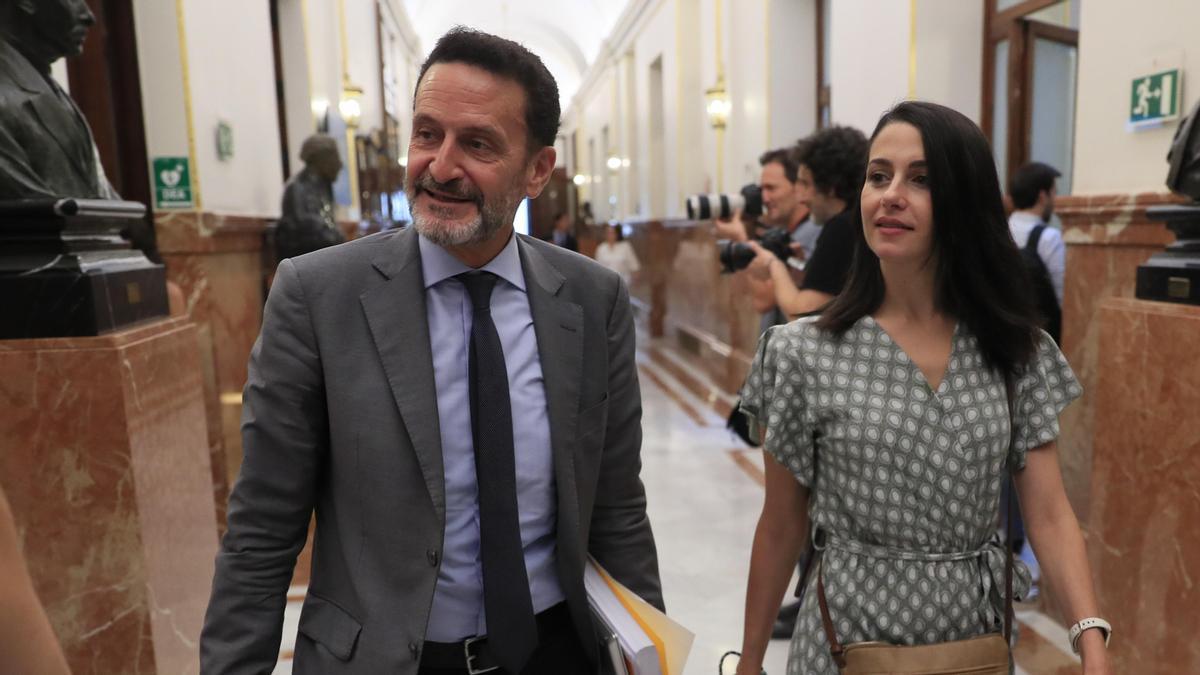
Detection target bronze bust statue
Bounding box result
[275,134,346,259]
[0,0,118,200]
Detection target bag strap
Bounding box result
[815,373,1019,666]
[816,549,846,668]
[1002,372,1017,644]
[1025,224,1046,254]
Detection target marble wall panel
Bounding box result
[157,211,269,527]
[0,318,219,674]
[1087,298,1200,674]
[1055,193,1178,523]
[625,219,762,392]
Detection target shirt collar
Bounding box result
[417,229,527,292]
[1009,210,1043,228]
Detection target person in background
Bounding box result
[749,127,869,318]
[716,147,817,332]
[1008,161,1065,342]
[736,102,1109,675]
[548,211,579,252]
[1005,161,1067,597]
[594,224,640,286]
[0,488,71,675]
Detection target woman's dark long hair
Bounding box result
[817,101,1042,376]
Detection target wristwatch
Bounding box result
[1068,617,1111,654]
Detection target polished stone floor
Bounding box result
[272,337,1082,674]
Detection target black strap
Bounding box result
[1024,224,1046,254]
[459,271,538,672]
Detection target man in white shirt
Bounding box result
[1008,162,1066,307]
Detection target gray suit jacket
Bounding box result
[200,227,663,674]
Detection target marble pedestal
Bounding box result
[1087,297,1200,673]
[0,318,219,674]
[156,210,270,529]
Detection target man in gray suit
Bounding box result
[201,28,663,675]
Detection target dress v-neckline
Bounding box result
[864,315,959,396]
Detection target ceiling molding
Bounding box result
[563,0,662,123]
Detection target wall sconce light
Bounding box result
[311,98,331,132]
[339,83,364,128]
[606,155,622,171]
[705,79,731,129]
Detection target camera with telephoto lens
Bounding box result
[686,183,764,220]
[717,226,792,274]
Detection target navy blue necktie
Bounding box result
[457,271,537,672]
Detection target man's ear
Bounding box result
[524,146,557,199]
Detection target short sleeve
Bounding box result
[738,326,816,486]
[1009,331,1082,468]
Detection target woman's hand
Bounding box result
[734,658,764,675]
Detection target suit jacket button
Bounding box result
[427,549,439,566]
[409,641,420,660]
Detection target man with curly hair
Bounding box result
[750,125,869,317]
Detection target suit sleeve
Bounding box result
[586,276,665,611]
[200,259,326,674]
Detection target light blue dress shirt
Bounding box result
[1009,211,1066,305]
[418,232,564,642]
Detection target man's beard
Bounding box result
[406,173,520,247]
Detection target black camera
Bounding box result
[686,183,763,220]
[717,226,792,274]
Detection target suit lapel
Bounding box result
[518,237,585,563]
[360,228,446,523]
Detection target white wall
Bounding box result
[278,0,313,180]
[1073,0,1200,194]
[768,0,817,149]
[724,0,770,191]
[913,0,984,124]
[133,0,197,207]
[828,0,909,134]
[181,0,285,217]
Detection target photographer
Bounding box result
[714,148,816,330]
[748,126,869,317]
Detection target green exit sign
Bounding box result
[1129,68,1181,128]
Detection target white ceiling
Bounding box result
[401,0,631,111]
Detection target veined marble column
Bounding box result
[0,318,219,674]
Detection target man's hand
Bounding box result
[713,209,750,241]
[745,240,776,280]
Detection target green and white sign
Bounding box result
[153,156,193,208]
[1129,68,1182,127]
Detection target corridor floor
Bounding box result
[271,336,1083,674]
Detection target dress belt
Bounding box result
[815,530,993,562]
[814,529,1030,628]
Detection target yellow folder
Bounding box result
[588,557,695,675]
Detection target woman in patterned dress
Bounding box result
[734,102,1111,675]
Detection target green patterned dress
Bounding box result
[740,315,1081,674]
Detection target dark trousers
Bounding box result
[418,606,592,675]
